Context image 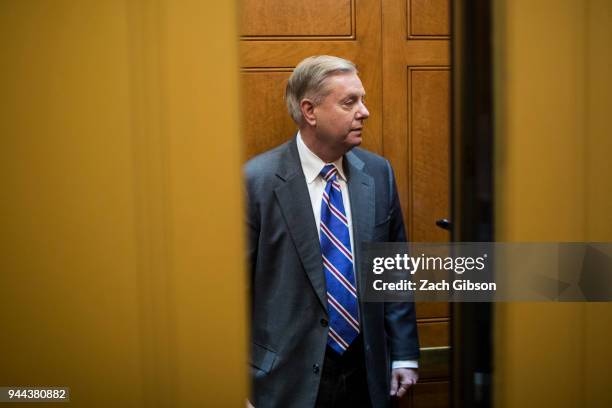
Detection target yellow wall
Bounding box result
[494,0,612,407]
[0,1,246,406]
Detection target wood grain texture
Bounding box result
[418,319,450,347]
[240,0,382,155]
[381,0,450,236]
[241,70,296,159]
[416,302,449,319]
[240,41,358,68]
[409,68,450,242]
[400,381,450,408]
[382,4,451,405]
[408,0,450,38]
[418,346,450,379]
[241,0,354,39]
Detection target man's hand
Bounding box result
[390,368,419,398]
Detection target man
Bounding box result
[245,56,419,408]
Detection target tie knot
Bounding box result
[320,164,338,182]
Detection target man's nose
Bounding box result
[356,101,369,119]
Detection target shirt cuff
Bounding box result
[392,360,419,369]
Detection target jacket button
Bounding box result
[320,318,328,327]
[313,364,320,374]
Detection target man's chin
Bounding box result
[347,135,363,149]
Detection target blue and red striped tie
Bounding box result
[319,164,360,354]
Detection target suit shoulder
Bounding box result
[349,147,390,170]
[244,142,287,179]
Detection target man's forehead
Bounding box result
[324,72,365,94]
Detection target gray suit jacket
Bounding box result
[245,137,419,408]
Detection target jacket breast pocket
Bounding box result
[372,216,391,242]
[250,342,277,376]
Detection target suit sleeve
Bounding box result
[383,160,420,361]
[244,175,260,295]
[244,174,260,404]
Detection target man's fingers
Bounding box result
[396,381,412,398]
[389,373,399,396]
[391,368,419,398]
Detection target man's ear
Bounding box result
[300,99,317,127]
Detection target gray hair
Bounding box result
[285,55,357,125]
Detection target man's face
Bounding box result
[312,72,370,154]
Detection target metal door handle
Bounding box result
[435,218,452,231]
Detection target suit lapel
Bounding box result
[345,151,375,304]
[273,142,376,314]
[345,151,375,250]
[274,139,328,311]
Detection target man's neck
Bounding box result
[299,127,344,163]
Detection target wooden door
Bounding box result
[240,1,451,407]
[240,0,383,158]
[382,1,451,407]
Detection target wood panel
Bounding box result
[398,381,450,408]
[240,0,383,156]
[382,0,450,231]
[408,0,450,38]
[241,0,354,39]
[418,320,450,347]
[417,302,449,319]
[409,68,450,242]
[383,1,451,406]
[241,70,296,159]
[419,346,450,379]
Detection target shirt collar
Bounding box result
[296,131,347,184]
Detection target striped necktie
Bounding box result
[319,164,360,354]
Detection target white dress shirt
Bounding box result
[296,132,417,370]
